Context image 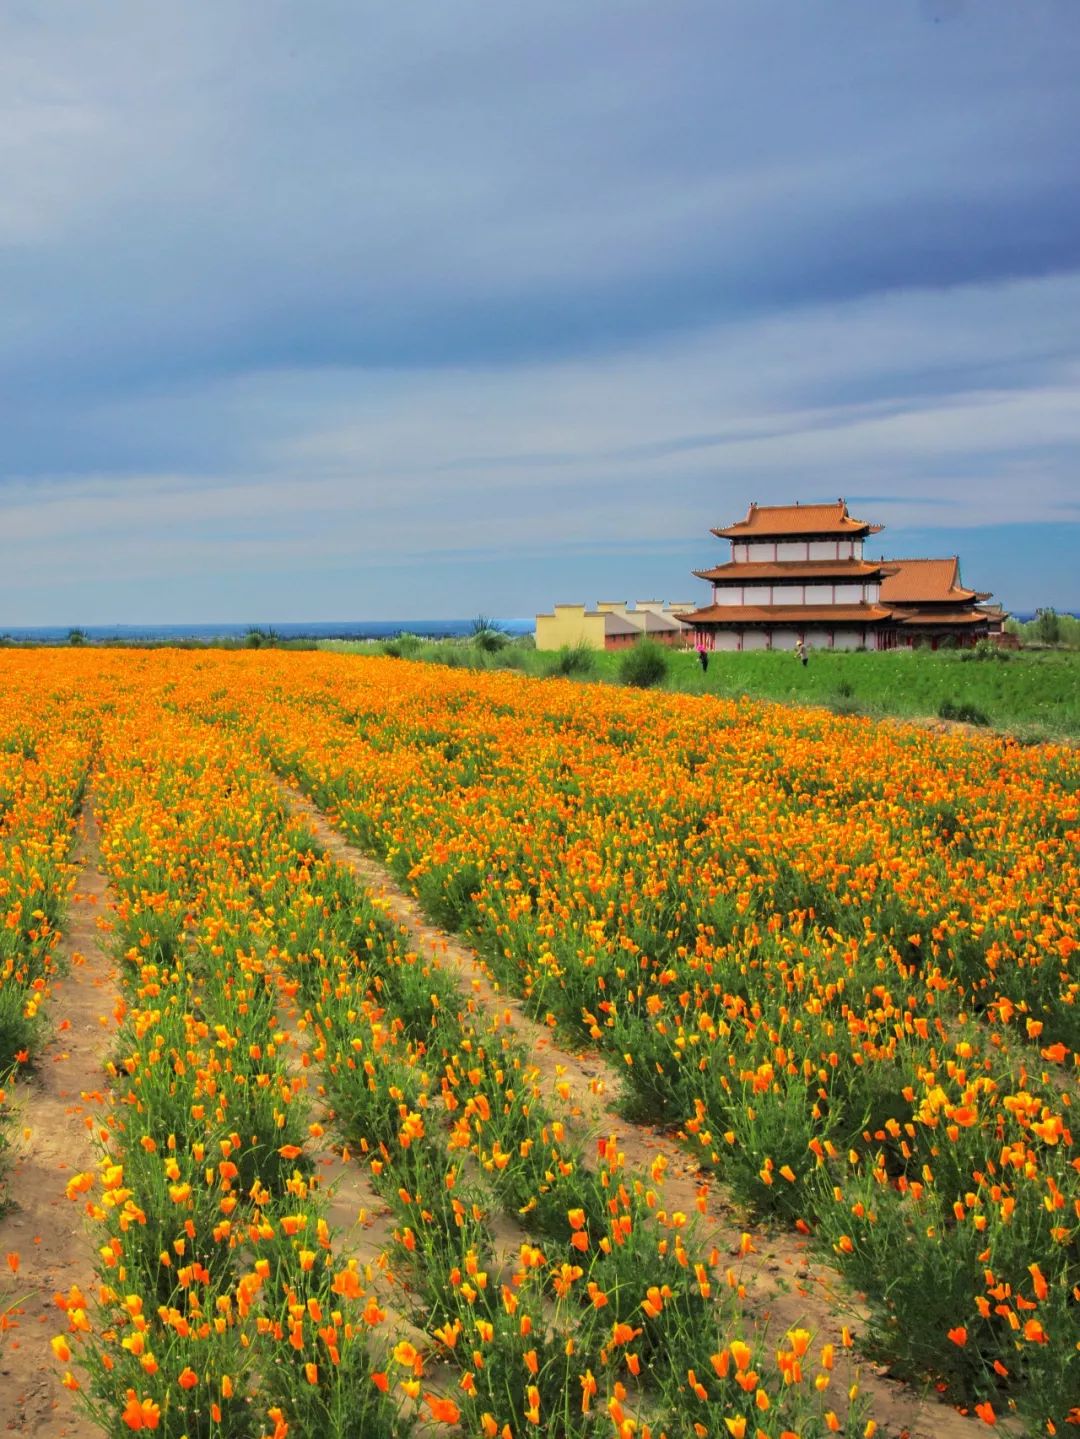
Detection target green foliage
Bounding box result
[1008,609,1080,648]
[244,626,280,649]
[959,639,1013,662]
[546,642,596,677]
[67,627,88,647]
[938,697,990,726]
[0,987,39,1071]
[470,615,508,651]
[381,632,424,659]
[618,639,669,688]
[1035,607,1062,645]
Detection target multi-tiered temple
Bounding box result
[679,500,1003,651]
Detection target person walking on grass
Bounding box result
[795,639,809,668]
[697,644,709,674]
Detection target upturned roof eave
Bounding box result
[693,559,899,581]
[679,603,894,625]
[710,521,885,539]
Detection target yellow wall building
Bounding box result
[535,601,695,652]
[534,604,609,651]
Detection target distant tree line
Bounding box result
[1005,608,1080,647]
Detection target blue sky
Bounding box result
[2,0,1078,624]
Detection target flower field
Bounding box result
[0,650,1076,1436]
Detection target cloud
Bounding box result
[2,271,1078,582]
[1,1,1078,619]
[3,2,1079,389]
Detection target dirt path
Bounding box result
[0,803,114,1438]
[278,780,979,1439]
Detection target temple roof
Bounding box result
[694,558,896,582]
[879,557,985,604]
[678,603,892,626]
[891,609,990,627]
[713,499,883,539]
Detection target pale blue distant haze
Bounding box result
[1,1,1078,624]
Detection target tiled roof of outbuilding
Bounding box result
[635,610,685,633]
[602,612,642,637]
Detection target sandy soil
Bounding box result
[0,803,115,1437]
[279,781,983,1439]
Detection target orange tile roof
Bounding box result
[694,559,895,582]
[892,609,989,627]
[879,557,981,604]
[714,499,883,538]
[678,603,892,626]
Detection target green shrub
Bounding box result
[1035,607,1062,645]
[618,639,669,689]
[938,697,990,726]
[470,615,508,651]
[960,639,1012,662]
[381,632,424,659]
[830,696,864,717]
[67,627,88,647]
[546,642,596,677]
[244,626,279,649]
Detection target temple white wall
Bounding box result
[732,537,865,562]
[832,629,863,650]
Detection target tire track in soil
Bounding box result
[0,801,115,1438]
[278,780,980,1439]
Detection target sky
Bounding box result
[2,0,1079,625]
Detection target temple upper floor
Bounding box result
[729,537,866,562]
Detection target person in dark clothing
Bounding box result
[697,645,709,673]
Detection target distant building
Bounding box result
[678,500,1003,651]
[535,601,693,652]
